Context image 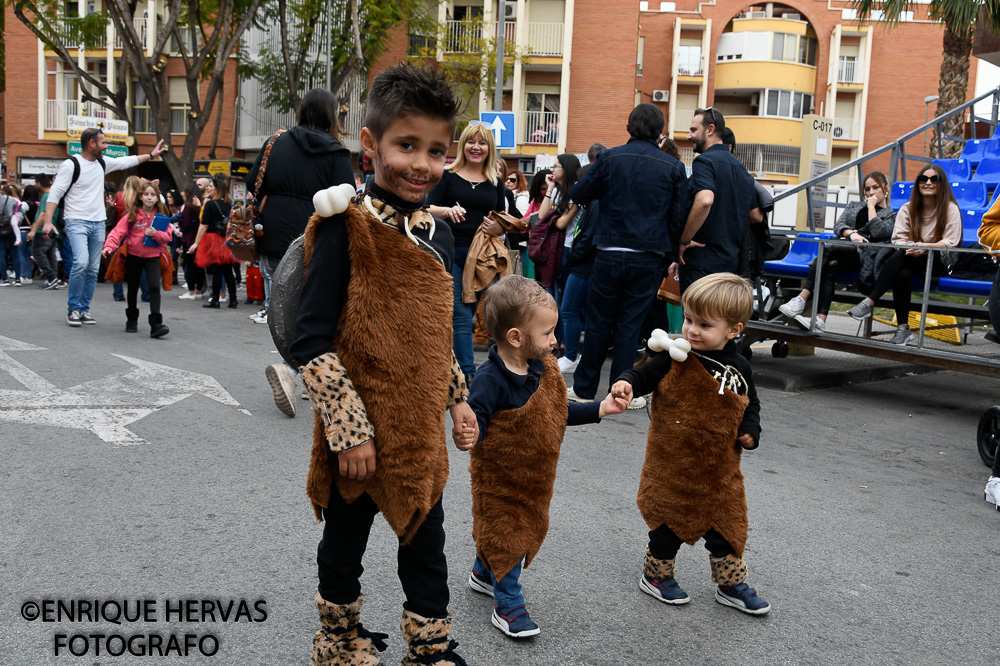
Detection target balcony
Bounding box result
[522,111,560,145]
[833,118,859,141]
[441,20,563,57]
[45,99,114,131]
[523,22,563,56]
[50,16,150,52]
[837,59,864,84]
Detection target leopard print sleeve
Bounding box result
[300,352,375,453]
[447,352,469,407]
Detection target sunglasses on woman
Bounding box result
[506,177,517,183]
[917,174,940,185]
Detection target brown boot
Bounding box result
[399,610,466,665]
[312,592,387,666]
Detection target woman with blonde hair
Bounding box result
[428,121,506,382]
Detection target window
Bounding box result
[169,77,190,135]
[132,86,155,133]
[637,36,644,75]
[525,92,560,144]
[678,45,702,75]
[771,33,783,61]
[771,33,817,66]
[763,89,813,120]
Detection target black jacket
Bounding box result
[246,125,354,260]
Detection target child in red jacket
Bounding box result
[103,181,172,337]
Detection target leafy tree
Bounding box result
[238,0,440,120]
[850,0,1000,157]
[9,0,264,184]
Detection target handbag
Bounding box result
[225,128,286,261]
[159,246,174,291]
[104,242,128,283]
[527,208,566,288]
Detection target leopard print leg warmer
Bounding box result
[312,592,387,666]
[400,610,467,666]
[710,554,749,587]
[643,551,676,580]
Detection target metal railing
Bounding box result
[45,99,115,129]
[522,111,559,145]
[734,143,801,176]
[52,17,106,49]
[523,22,563,56]
[833,117,859,140]
[442,20,561,55]
[113,17,149,51]
[773,86,1000,232]
[837,58,863,84]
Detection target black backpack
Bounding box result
[53,154,106,231]
[738,182,777,280]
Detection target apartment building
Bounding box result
[3,1,242,188]
[382,0,979,181]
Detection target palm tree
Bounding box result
[851,0,1000,157]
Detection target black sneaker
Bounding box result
[67,310,82,327]
[468,568,494,597]
[491,606,540,639]
[79,312,97,325]
[716,583,770,615]
[42,279,60,290]
[639,575,691,605]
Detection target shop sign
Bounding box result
[68,141,128,158]
[67,115,129,143]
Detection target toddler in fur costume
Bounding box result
[612,273,770,615]
[458,275,627,639]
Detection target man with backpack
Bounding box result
[36,128,165,326]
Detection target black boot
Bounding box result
[149,313,169,338]
[125,307,140,333]
[228,298,238,309]
[203,298,220,308]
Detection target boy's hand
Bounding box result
[610,380,633,406]
[737,433,756,450]
[338,439,376,480]
[449,402,479,451]
[598,392,628,418]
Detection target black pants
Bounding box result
[126,255,161,314]
[32,235,59,282]
[868,249,945,324]
[209,263,236,301]
[804,245,861,317]
[649,523,736,560]
[317,486,449,619]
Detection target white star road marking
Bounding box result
[0,335,250,445]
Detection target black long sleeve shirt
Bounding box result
[617,340,761,446]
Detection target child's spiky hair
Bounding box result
[365,63,461,139]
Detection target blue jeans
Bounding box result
[571,251,661,399]
[473,554,525,610]
[560,273,589,361]
[64,219,105,313]
[452,246,478,376]
[58,234,74,280]
[17,231,32,277]
[259,255,280,312]
[0,233,24,280]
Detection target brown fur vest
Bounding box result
[637,356,750,556]
[303,205,454,544]
[470,356,568,581]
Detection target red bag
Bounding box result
[246,264,264,301]
[527,208,565,288]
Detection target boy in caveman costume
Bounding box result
[613,273,770,615]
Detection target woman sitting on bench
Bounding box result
[779,171,896,331]
[846,164,962,346]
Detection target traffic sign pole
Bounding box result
[495,0,506,113]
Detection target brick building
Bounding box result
[385,0,983,182]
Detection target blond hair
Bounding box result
[482,275,556,341]
[448,123,498,186]
[682,273,753,327]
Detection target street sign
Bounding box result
[67,115,129,143]
[479,111,516,150]
[68,141,128,158]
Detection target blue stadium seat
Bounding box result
[950,181,988,208]
[891,182,913,210]
[962,138,1000,165]
[937,276,991,297]
[971,157,1000,189]
[933,158,971,181]
[962,208,985,246]
[764,233,836,279]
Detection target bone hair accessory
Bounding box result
[647,328,692,362]
[312,183,358,217]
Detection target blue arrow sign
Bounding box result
[479,111,516,150]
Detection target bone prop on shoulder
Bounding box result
[647,328,691,362]
[312,183,357,218]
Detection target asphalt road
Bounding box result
[1,282,998,665]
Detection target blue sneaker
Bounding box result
[716,583,771,615]
[491,606,540,639]
[468,567,494,597]
[639,575,691,605]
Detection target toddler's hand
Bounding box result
[599,392,628,418]
[736,433,756,449]
[449,402,478,451]
[610,380,633,405]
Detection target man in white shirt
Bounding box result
[37,128,165,326]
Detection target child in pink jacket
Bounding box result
[102,181,172,337]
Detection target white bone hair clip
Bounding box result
[647,328,692,363]
[312,183,358,217]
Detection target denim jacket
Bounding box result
[569,138,688,257]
